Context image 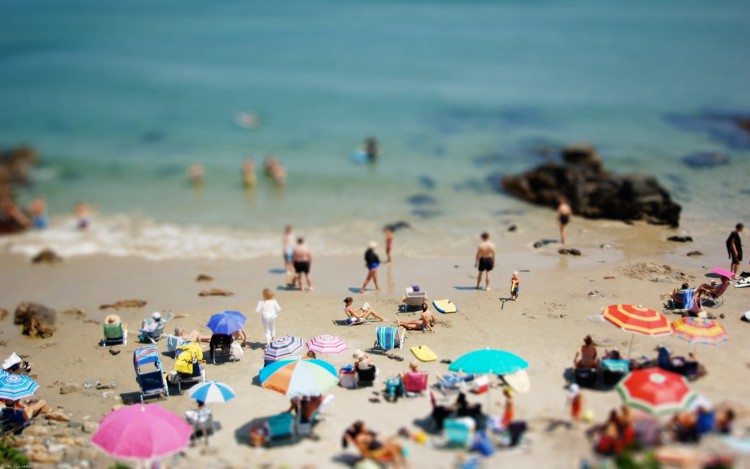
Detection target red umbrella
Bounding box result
[616,368,696,415]
[602,304,671,357]
[92,404,192,461]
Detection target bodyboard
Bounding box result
[433,299,458,314]
[411,345,437,362]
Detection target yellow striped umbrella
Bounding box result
[671,317,729,347]
[602,304,671,357]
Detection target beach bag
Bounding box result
[470,374,489,394]
[230,341,244,361]
[339,365,356,389]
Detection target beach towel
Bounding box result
[377,327,395,351]
[682,289,694,310]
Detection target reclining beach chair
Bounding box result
[699,281,730,307]
[265,412,295,443]
[209,334,234,364]
[372,326,406,353]
[102,316,127,346]
[133,345,169,402]
[400,287,426,313]
[435,372,474,394]
[403,371,429,396]
[138,322,166,344]
[443,418,473,448]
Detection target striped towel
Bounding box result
[377,327,396,350]
[683,289,694,310]
[602,359,630,373]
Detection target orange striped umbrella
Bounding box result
[602,304,671,357]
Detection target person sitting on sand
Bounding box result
[343,297,386,322]
[396,303,435,332]
[694,276,730,299]
[343,420,405,468]
[141,311,165,333]
[353,349,375,370]
[669,282,691,301]
[174,326,211,343]
[399,360,420,379]
[4,398,47,423]
[574,335,598,369]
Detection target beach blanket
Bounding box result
[377,326,396,351]
[682,289,694,310]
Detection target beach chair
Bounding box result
[171,342,205,393]
[355,365,378,387]
[265,412,295,443]
[133,345,169,402]
[102,321,127,346]
[601,359,629,387]
[435,372,474,394]
[384,376,403,402]
[400,287,426,313]
[138,321,166,344]
[209,334,233,364]
[443,418,473,448]
[166,334,185,357]
[403,371,429,396]
[699,281,729,308]
[669,289,695,310]
[0,407,31,436]
[372,326,405,353]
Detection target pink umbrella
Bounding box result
[306,335,348,355]
[92,404,192,460]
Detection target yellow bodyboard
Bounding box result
[433,299,458,314]
[411,345,437,362]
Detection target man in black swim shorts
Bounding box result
[474,232,496,291]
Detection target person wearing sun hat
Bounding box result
[359,241,382,294]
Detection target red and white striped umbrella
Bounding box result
[616,368,696,415]
[306,335,348,355]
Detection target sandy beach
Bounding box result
[1,218,749,468]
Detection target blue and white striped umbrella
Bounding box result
[187,381,236,404]
[0,370,39,400]
[264,336,303,361]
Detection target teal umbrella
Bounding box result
[448,348,529,411]
[448,348,529,375]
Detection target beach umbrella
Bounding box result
[206,310,246,335]
[187,381,236,404]
[448,348,529,409]
[92,404,192,461]
[306,335,348,355]
[0,370,39,401]
[448,348,529,376]
[259,357,338,397]
[264,336,303,362]
[671,317,729,347]
[616,368,696,415]
[602,304,671,358]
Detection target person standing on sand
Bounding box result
[475,232,496,291]
[360,241,382,293]
[726,223,744,275]
[292,237,313,291]
[383,225,394,264]
[282,225,295,286]
[256,288,281,346]
[557,197,572,245]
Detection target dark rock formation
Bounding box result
[559,248,582,256]
[667,236,693,243]
[32,249,63,264]
[0,146,40,234]
[199,288,233,297]
[14,302,57,338]
[196,274,213,282]
[501,144,681,227]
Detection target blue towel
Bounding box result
[377,327,395,350]
[602,359,630,373]
[683,289,694,310]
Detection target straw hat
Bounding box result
[105,314,121,325]
[353,349,365,360]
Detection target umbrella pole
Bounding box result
[626,334,635,360]
[486,373,492,414]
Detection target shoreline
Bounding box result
[1,219,749,468]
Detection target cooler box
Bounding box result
[338,365,356,389]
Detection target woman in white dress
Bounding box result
[256,288,281,346]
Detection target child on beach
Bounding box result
[566,384,584,424]
[383,225,394,263]
[510,271,520,301]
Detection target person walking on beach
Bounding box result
[360,241,382,293]
[282,225,295,286]
[256,288,281,346]
[557,197,572,245]
[475,232,496,291]
[292,237,313,291]
[726,223,744,275]
[383,225,394,264]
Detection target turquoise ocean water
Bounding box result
[1,0,749,259]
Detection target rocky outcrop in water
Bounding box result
[501,144,681,227]
[0,145,39,234]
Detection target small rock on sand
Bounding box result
[559,248,582,256]
[31,248,63,264]
[686,251,703,257]
[196,274,214,282]
[667,235,693,243]
[60,308,86,317]
[60,383,84,394]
